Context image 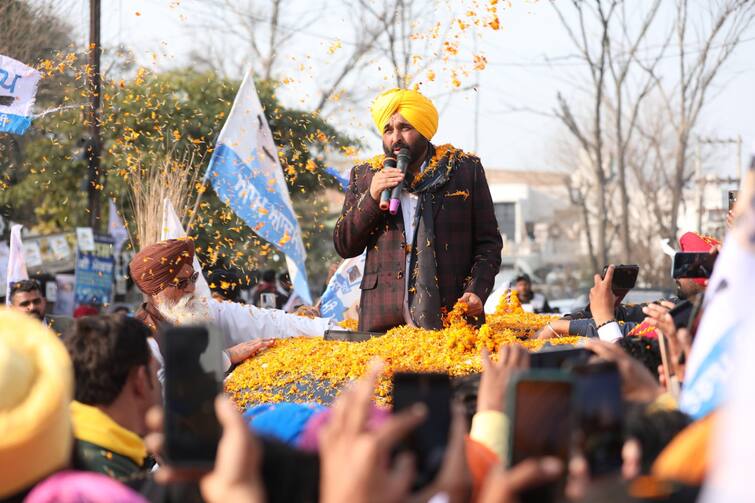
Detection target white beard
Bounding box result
[155,293,212,326]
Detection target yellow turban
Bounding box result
[0,309,73,498]
[370,88,439,140]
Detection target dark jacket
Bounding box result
[73,439,148,483]
[333,146,502,332]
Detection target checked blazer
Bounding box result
[333,146,503,333]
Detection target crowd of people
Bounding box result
[1,86,753,503]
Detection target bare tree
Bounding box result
[643,0,755,243]
[190,0,470,118]
[550,0,667,267]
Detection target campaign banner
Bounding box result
[206,70,312,305]
[161,198,212,299]
[0,55,41,135]
[319,252,366,322]
[74,234,115,306]
[53,273,75,316]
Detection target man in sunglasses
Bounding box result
[129,239,332,369]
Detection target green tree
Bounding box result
[2,66,358,296]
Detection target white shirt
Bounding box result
[147,299,331,378]
[399,161,427,325]
[208,299,330,348]
[597,321,623,343]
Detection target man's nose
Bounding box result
[389,129,401,147]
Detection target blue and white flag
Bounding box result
[325,166,350,191]
[206,71,312,305]
[680,229,755,419]
[319,252,365,322]
[0,55,41,135]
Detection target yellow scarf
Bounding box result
[70,401,147,467]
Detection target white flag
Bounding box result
[0,54,41,135]
[206,70,313,305]
[108,200,129,254]
[160,198,212,299]
[5,224,29,305]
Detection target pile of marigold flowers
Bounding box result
[225,290,581,408]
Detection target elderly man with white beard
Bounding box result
[129,238,332,370]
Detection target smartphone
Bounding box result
[601,264,639,292]
[728,190,738,212]
[162,325,224,468]
[668,299,694,329]
[671,252,717,279]
[392,372,452,490]
[507,370,573,503]
[260,292,277,309]
[572,362,623,477]
[530,345,593,370]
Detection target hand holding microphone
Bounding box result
[369,156,404,203]
[379,156,396,210]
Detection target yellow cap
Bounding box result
[370,88,439,140]
[0,309,73,497]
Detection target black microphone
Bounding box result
[379,156,396,211]
[389,148,410,215]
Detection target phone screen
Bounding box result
[392,372,452,489]
[728,190,738,212]
[573,362,623,477]
[602,265,639,291]
[530,346,592,370]
[672,252,717,279]
[163,325,224,467]
[509,375,573,503]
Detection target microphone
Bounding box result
[389,148,410,215]
[379,156,396,211]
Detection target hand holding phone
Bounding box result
[392,372,452,490]
[572,362,623,476]
[601,264,639,293]
[162,325,224,468]
[507,370,573,503]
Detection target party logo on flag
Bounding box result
[319,253,365,322]
[0,55,41,135]
[206,71,312,305]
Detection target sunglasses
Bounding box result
[171,271,199,290]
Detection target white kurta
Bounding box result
[148,299,331,379]
[208,299,330,348]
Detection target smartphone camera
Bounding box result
[392,372,452,490]
[162,324,224,468]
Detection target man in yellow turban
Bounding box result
[334,88,502,332]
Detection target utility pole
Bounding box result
[87,0,102,231]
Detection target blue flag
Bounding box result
[206,71,312,305]
[0,55,40,135]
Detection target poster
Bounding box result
[53,273,75,316]
[74,235,114,307]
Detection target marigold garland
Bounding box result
[225,289,578,408]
